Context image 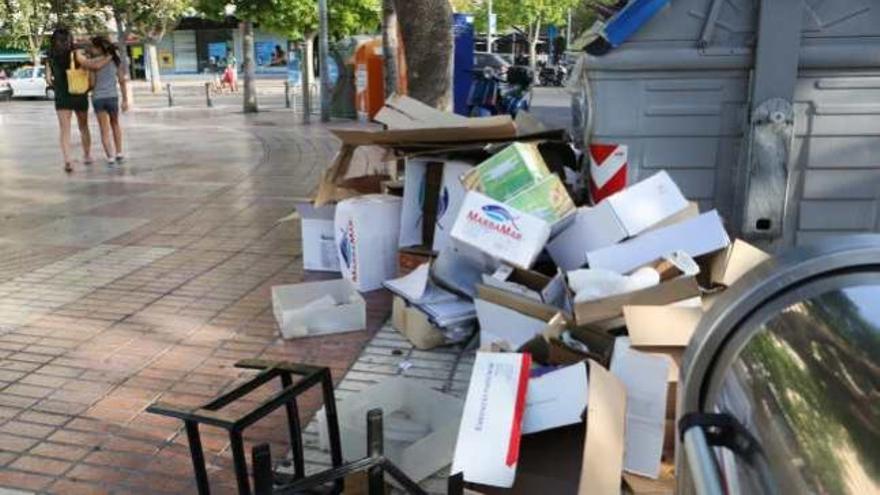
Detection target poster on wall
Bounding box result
[255,41,274,66]
[208,42,227,63]
[159,50,174,69]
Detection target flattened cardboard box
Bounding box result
[392,296,446,350]
[572,275,700,326]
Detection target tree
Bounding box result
[103,0,190,94]
[197,0,379,114]
[1,0,55,70]
[393,0,453,109]
[475,0,577,76]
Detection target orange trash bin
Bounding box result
[354,38,385,122]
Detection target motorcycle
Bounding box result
[466,65,533,117]
[538,63,568,87]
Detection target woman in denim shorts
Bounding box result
[90,36,129,166]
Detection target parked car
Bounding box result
[7,66,53,99]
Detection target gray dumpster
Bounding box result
[576,0,880,248]
[678,234,880,494]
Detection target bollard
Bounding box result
[204,82,213,107]
[284,81,291,108]
[166,83,173,107]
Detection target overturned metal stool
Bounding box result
[147,359,461,495]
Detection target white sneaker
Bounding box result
[106,157,116,167]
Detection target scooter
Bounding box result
[538,63,568,87]
[466,66,533,117]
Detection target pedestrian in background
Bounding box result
[45,27,108,173]
[89,35,129,166]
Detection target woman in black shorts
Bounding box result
[45,27,110,173]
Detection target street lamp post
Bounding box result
[487,0,493,54]
[318,0,331,122]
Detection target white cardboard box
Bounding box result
[272,279,366,339]
[452,352,532,488]
[318,377,464,483]
[546,171,689,271]
[522,362,588,434]
[450,191,551,269]
[434,160,473,252]
[399,159,472,253]
[586,210,731,275]
[293,201,340,272]
[475,298,548,350]
[611,337,670,479]
[335,194,402,292]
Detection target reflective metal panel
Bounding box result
[709,279,880,495]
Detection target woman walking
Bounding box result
[45,27,109,173]
[89,36,129,166]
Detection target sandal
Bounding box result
[64,163,73,173]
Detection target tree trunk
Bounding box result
[114,10,135,107]
[302,32,316,120]
[392,0,453,110]
[145,41,161,94]
[529,20,541,82]
[381,0,398,98]
[241,21,258,113]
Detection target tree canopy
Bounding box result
[196,0,380,39]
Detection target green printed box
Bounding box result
[506,175,576,224]
[460,142,550,201]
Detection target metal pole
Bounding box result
[318,0,331,122]
[487,0,494,54]
[366,409,384,495]
[284,80,291,108]
[566,8,572,49]
[204,82,213,107]
[166,83,173,107]
[683,428,724,495]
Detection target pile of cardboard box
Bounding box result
[273,95,772,491]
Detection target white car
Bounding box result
[7,66,54,99]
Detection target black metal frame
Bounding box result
[147,359,465,495]
[146,359,344,495]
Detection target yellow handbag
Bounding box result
[67,52,90,95]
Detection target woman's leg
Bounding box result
[75,110,92,163]
[56,109,73,168]
[96,111,114,159]
[109,110,123,158]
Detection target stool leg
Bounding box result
[320,368,344,493]
[280,373,305,479]
[230,432,251,495]
[186,421,211,495]
[367,409,384,495]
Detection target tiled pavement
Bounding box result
[0,101,393,494]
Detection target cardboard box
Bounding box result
[481,266,568,309]
[572,275,700,326]
[586,210,731,275]
[450,191,551,269]
[392,296,447,350]
[292,201,340,272]
[452,352,532,488]
[319,377,464,483]
[475,298,549,350]
[611,337,670,479]
[461,142,551,201]
[335,194,403,292]
[546,172,689,271]
[432,242,495,299]
[708,239,771,287]
[578,360,627,495]
[399,158,473,253]
[272,279,366,339]
[522,362,589,435]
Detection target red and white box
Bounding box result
[589,143,628,204]
[452,352,532,487]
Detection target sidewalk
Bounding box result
[0,101,382,494]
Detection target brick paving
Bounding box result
[0,101,388,494]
